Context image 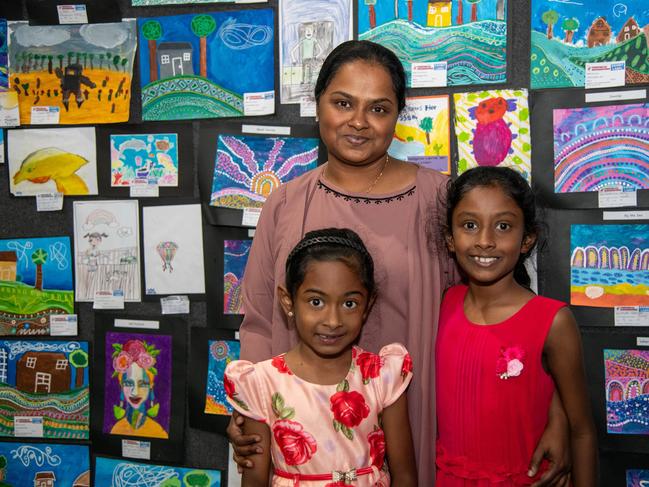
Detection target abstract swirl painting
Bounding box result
[570,224,649,307]
[604,349,649,435]
[554,103,649,193]
[210,134,318,209]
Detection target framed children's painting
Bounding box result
[0,340,89,439]
[95,122,195,198]
[142,202,206,299]
[198,122,322,227]
[531,89,649,208]
[92,312,186,462]
[0,236,74,336]
[188,327,239,433]
[94,456,222,486]
[73,200,141,302]
[7,127,98,196]
[0,441,89,485]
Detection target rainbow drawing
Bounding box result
[554,103,649,193]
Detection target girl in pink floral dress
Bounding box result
[224,228,417,486]
[436,167,597,486]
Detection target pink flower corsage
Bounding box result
[496,346,525,380]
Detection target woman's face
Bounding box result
[122,362,151,410]
[317,60,399,168]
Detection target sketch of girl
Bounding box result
[110,339,168,439]
[83,232,107,272]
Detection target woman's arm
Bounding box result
[544,307,598,487]
[240,416,271,487]
[382,393,417,486]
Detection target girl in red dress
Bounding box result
[436,167,597,486]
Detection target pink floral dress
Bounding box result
[224,343,413,486]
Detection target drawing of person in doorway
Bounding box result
[290,22,324,84]
[83,232,107,272]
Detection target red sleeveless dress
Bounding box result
[435,285,566,486]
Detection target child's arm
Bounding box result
[382,393,418,486]
[544,307,598,487]
[240,416,271,487]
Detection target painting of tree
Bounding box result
[191,15,217,78]
[542,10,559,39]
[365,0,377,29]
[31,248,47,291]
[467,0,482,22]
[70,349,89,389]
[142,20,163,82]
[419,116,433,145]
[562,17,579,43]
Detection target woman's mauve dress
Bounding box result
[239,165,457,486]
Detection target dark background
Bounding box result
[1,0,648,485]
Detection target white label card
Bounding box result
[0,92,20,127]
[242,207,262,227]
[122,440,151,460]
[585,89,646,103]
[36,192,64,212]
[30,106,60,124]
[603,210,649,220]
[638,337,649,346]
[614,307,649,327]
[57,5,89,24]
[299,97,317,118]
[93,290,125,309]
[50,314,78,336]
[241,124,291,136]
[14,417,44,437]
[243,91,275,116]
[585,61,626,89]
[161,295,190,315]
[129,185,159,198]
[410,62,447,88]
[114,318,160,330]
[598,188,637,208]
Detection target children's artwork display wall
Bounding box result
[0,442,90,485]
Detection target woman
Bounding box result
[229,40,569,486]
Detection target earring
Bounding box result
[288,311,294,317]
[315,115,319,122]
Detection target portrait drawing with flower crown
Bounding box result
[103,332,172,439]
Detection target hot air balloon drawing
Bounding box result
[156,241,178,272]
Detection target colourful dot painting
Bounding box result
[205,340,240,416]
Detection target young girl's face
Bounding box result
[446,184,535,285]
[281,259,372,359]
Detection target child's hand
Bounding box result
[226,411,263,472]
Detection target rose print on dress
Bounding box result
[330,379,370,440]
[401,353,413,379]
[496,345,525,380]
[356,351,382,384]
[272,419,318,465]
[368,427,386,468]
[271,355,293,375]
[223,373,249,411]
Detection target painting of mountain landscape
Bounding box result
[358,0,507,86]
[531,0,649,88]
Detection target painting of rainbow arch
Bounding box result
[553,103,649,193]
[358,0,507,87]
[138,10,274,121]
[7,20,137,124]
[627,469,649,486]
[210,134,319,209]
[0,340,89,439]
[95,456,221,487]
[224,240,251,315]
[531,0,649,88]
[604,349,649,435]
[0,442,89,486]
[205,340,240,415]
[570,224,649,308]
[0,237,74,336]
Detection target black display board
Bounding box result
[26,0,122,25]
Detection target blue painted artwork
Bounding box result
[210,134,319,209]
[627,469,649,486]
[224,240,251,315]
[570,224,649,308]
[205,340,240,415]
[531,0,649,88]
[0,340,90,439]
[0,237,74,335]
[0,442,89,486]
[111,133,179,186]
[605,349,649,435]
[138,10,275,121]
[95,456,222,486]
[358,0,507,87]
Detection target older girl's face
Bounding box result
[317,60,399,168]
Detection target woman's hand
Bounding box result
[227,411,263,472]
[528,391,571,486]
